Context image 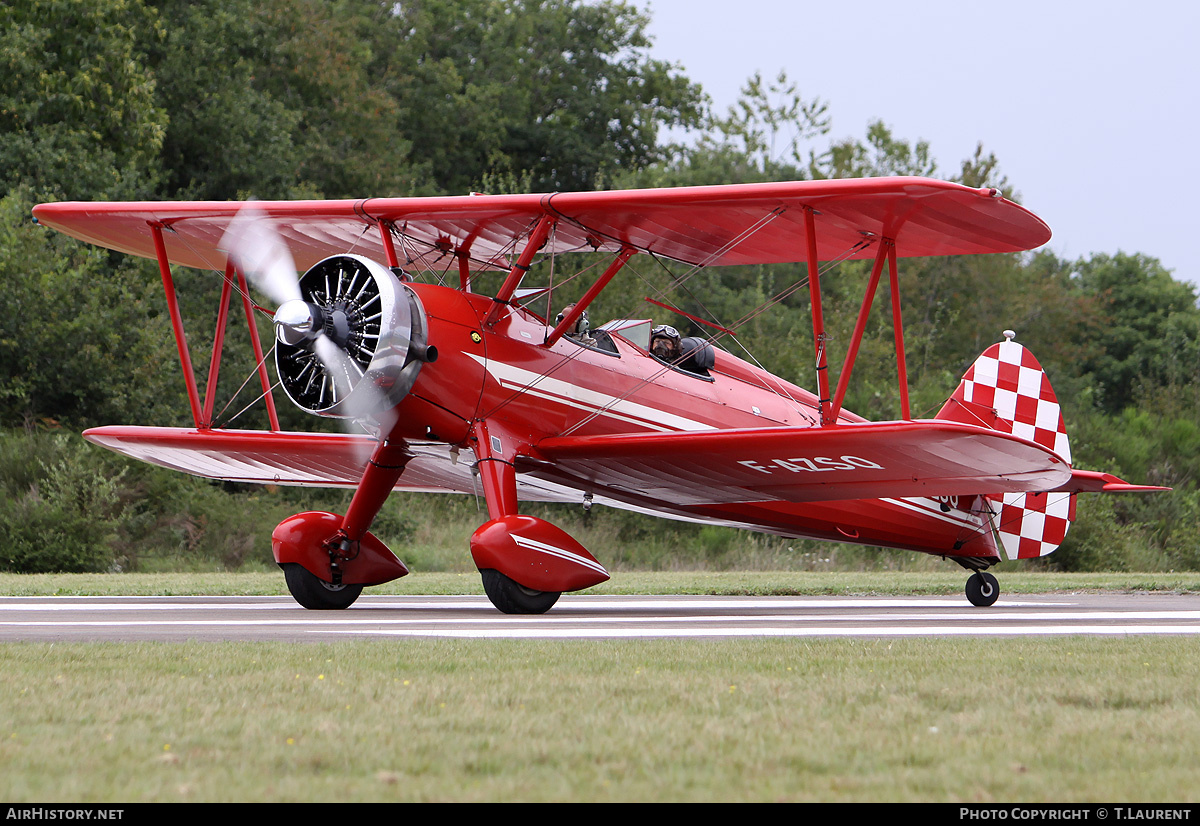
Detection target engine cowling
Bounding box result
[273,254,436,421]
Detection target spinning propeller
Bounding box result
[219,206,436,436]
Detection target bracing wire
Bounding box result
[554,235,874,435]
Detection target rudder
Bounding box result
[936,332,1076,559]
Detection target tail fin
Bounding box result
[936,332,1076,560]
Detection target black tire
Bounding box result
[480,569,560,614]
[283,562,363,610]
[965,571,1000,607]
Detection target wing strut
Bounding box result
[376,219,400,268]
[544,246,636,346]
[198,260,281,432]
[458,239,474,291]
[232,264,282,431]
[148,223,284,432]
[809,229,912,425]
[151,223,203,428]
[830,239,888,421]
[484,214,556,327]
[888,242,912,420]
[803,207,834,426]
[201,260,237,428]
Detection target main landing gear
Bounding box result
[467,421,609,615]
[272,510,410,611]
[965,571,1000,607]
[480,569,561,614]
[282,562,364,610]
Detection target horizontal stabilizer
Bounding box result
[1053,469,1171,494]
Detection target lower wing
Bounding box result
[528,421,1076,505]
[86,422,1157,509]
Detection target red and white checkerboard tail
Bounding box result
[935,332,1074,559]
[988,489,1077,560]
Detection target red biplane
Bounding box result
[32,178,1164,612]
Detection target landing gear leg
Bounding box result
[965,571,1000,607]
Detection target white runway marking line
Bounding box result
[3,597,1198,640]
[0,602,302,611]
[3,610,1199,629]
[335,625,1200,639]
[4,610,1200,623]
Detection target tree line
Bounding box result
[1,0,1197,574]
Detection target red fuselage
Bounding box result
[389,283,1000,561]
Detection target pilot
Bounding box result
[649,324,682,362]
[555,304,596,347]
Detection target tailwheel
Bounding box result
[283,562,363,610]
[965,571,1000,607]
[480,569,561,615]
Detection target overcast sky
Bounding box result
[644,0,1199,286]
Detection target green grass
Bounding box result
[3,572,1198,802]
[1,637,1198,802]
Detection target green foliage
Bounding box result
[5,0,701,202]
[0,429,419,574]
[812,119,937,180]
[140,0,310,200]
[0,190,185,427]
[957,142,1013,195]
[144,0,423,200]
[0,431,124,572]
[0,0,167,200]
[1069,252,1200,414]
[378,0,705,193]
[618,69,827,188]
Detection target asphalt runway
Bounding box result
[2,592,1199,641]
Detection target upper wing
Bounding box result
[32,177,1050,275]
[528,421,1073,505]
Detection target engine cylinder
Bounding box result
[274,255,431,421]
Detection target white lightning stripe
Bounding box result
[510,534,609,575]
[494,381,676,432]
[469,354,714,432]
[883,497,984,529]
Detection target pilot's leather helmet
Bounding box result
[650,324,681,359]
